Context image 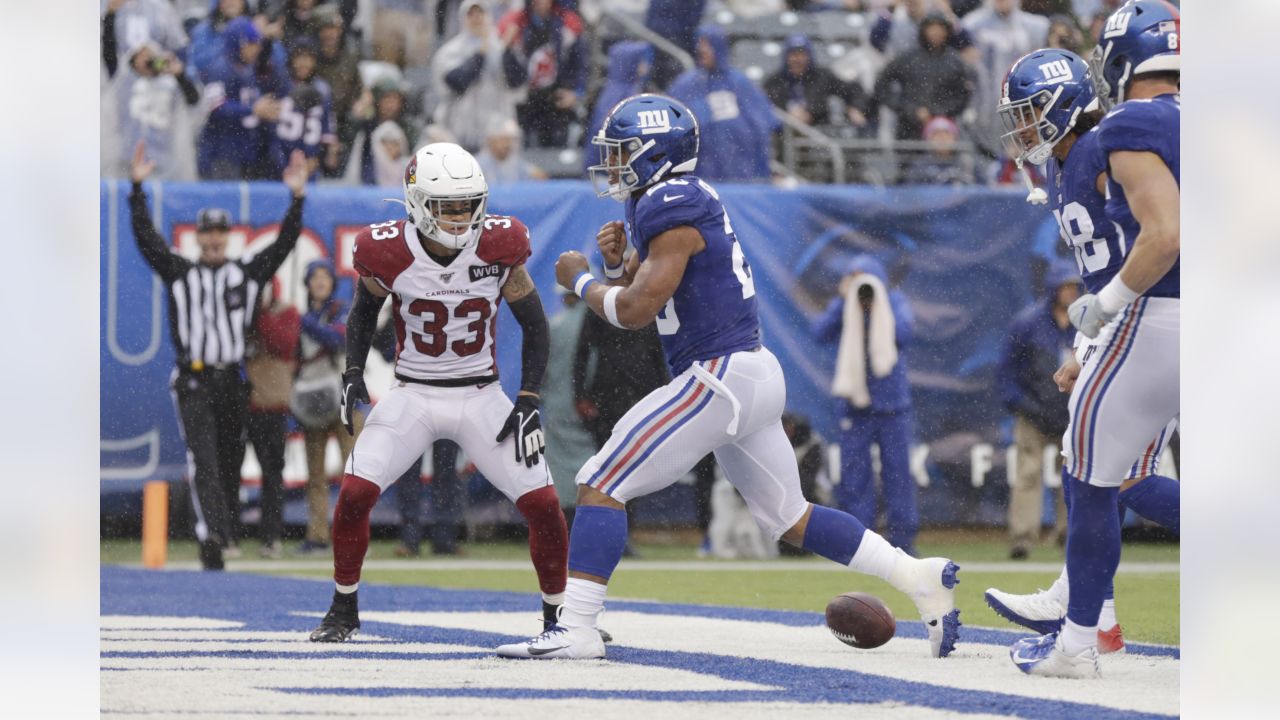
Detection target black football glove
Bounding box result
[495,395,545,468]
[340,368,369,436]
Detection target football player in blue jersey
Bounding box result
[983,46,1181,659]
[1008,0,1180,678]
[496,94,963,660]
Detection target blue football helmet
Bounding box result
[998,49,1099,167]
[589,94,699,201]
[1090,0,1180,109]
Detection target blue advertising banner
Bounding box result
[102,179,1080,523]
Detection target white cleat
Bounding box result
[892,553,962,658]
[495,623,606,659]
[1010,633,1101,679]
[984,586,1067,635]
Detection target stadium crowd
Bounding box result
[101,0,1132,187]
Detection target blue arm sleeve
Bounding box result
[444,53,485,94]
[1098,102,1177,158]
[869,16,891,53]
[301,309,346,350]
[564,38,587,94]
[503,47,527,87]
[891,292,915,346]
[812,297,845,342]
[994,328,1027,412]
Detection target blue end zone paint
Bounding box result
[102,567,1177,718]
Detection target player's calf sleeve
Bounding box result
[566,505,627,580]
[801,504,866,565]
[332,474,381,588]
[515,486,568,595]
[1119,474,1180,534]
[1063,473,1121,633]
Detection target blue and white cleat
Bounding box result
[893,552,962,658]
[985,585,1066,635]
[496,623,606,659]
[1010,633,1101,679]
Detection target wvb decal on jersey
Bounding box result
[637,109,672,134]
[469,264,503,282]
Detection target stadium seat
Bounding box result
[731,39,784,82]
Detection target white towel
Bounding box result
[831,274,899,408]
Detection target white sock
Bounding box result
[1099,599,1118,630]
[1049,567,1070,605]
[542,592,565,606]
[848,530,900,582]
[1060,619,1097,655]
[559,578,607,628]
[335,582,358,594]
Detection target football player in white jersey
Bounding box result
[309,143,572,642]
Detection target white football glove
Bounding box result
[1068,293,1116,339]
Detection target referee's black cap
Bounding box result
[196,208,232,232]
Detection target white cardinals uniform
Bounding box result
[345,215,552,499]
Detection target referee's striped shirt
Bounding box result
[129,184,304,368]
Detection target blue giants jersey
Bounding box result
[1046,127,1119,294]
[1097,93,1180,298]
[625,175,761,374]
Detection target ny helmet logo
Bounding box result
[637,109,672,135]
[1038,59,1073,84]
[1103,11,1131,38]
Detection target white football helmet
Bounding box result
[403,142,488,250]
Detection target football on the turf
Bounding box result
[825,592,895,649]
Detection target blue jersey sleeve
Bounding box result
[631,182,709,252]
[1097,100,1177,159]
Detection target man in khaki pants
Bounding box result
[996,263,1080,560]
[294,260,355,554]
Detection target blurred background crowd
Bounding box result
[101,0,1138,189]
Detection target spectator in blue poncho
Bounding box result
[582,41,652,172]
[667,25,780,183]
[189,0,287,81]
[644,0,707,89]
[197,16,291,179]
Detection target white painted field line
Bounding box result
[120,559,1179,574]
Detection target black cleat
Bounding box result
[199,540,224,571]
[310,592,360,642]
[544,601,613,643]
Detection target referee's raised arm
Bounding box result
[128,141,190,283]
[245,149,310,283]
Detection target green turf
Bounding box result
[101,537,1179,645]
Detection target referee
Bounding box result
[129,142,309,570]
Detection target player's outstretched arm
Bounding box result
[500,266,550,399]
[497,266,549,467]
[557,226,702,330]
[1110,150,1181,295]
[340,277,388,434]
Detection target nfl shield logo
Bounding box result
[441,272,455,284]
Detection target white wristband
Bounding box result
[573,272,596,298]
[1096,276,1140,315]
[603,261,625,280]
[602,286,624,328]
